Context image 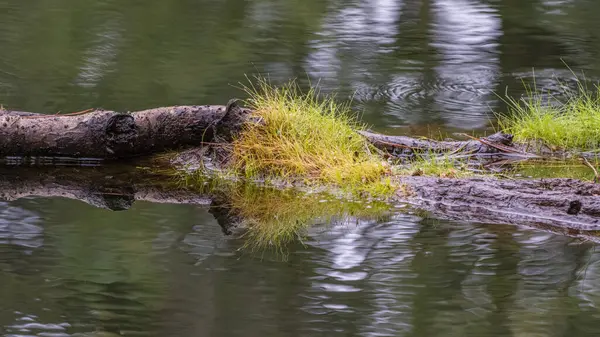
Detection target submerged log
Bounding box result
[0,101,250,159]
[399,176,600,236]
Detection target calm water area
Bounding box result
[2,0,600,336]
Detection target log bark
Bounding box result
[0,102,250,159]
[398,176,600,237]
[358,130,514,154]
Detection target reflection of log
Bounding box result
[1,166,600,243]
[0,166,239,234]
[0,167,212,210]
[0,102,250,159]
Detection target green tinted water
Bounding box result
[2,0,600,336]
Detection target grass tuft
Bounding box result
[229,78,393,197]
[498,76,600,150]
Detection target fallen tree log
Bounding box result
[0,103,542,161]
[1,104,599,244]
[0,103,539,161]
[358,130,514,154]
[0,101,250,159]
[358,130,542,160]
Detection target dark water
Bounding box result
[2,0,600,336]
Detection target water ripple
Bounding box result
[0,202,43,251]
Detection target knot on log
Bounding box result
[105,114,136,156]
[567,200,582,215]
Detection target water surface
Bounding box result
[2,0,600,336]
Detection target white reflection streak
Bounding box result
[75,18,123,88]
[431,0,501,129]
[361,216,418,337]
[509,233,581,336]
[308,215,419,336]
[305,0,401,91]
[0,202,43,250]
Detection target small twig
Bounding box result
[60,108,95,116]
[364,142,372,156]
[446,141,470,156]
[581,155,599,183]
[22,108,95,119]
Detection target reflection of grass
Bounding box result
[231,185,391,255]
[228,78,393,197]
[498,74,600,151]
[396,152,472,178]
[184,174,391,256]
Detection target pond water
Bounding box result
[1,0,600,336]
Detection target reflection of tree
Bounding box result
[0,0,329,113]
[493,0,578,103]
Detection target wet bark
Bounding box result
[359,130,525,158]
[0,101,250,159]
[399,176,600,238]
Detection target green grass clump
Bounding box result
[498,79,600,150]
[230,78,392,197]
